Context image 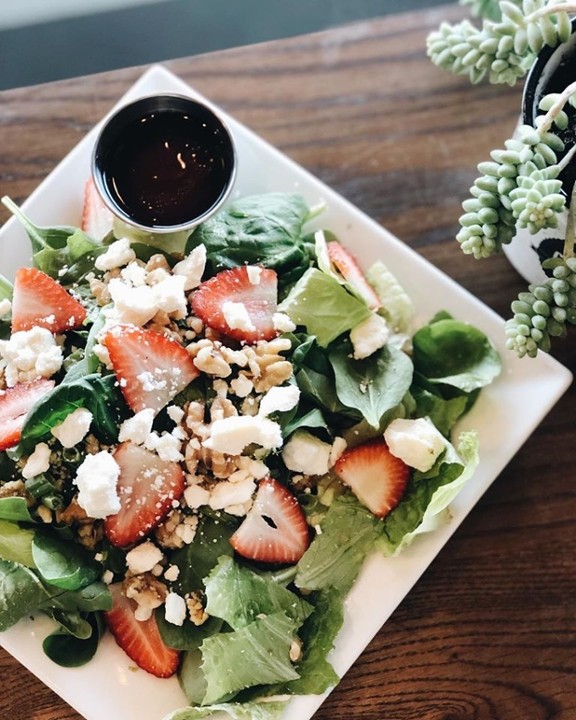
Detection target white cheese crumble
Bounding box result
[0,298,11,317]
[165,591,187,626]
[126,541,164,575]
[221,301,256,332]
[118,408,155,445]
[383,417,446,472]
[184,484,211,509]
[208,477,256,511]
[350,313,390,359]
[282,430,333,477]
[203,415,283,455]
[258,384,300,418]
[51,407,93,448]
[172,244,207,290]
[246,265,262,285]
[22,442,51,479]
[0,327,63,387]
[73,450,121,519]
[107,273,187,327]
[272,312,296,333]
[164,564,180,582]
[94,237,136,271]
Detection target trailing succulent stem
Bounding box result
[457,91,572,259]
[427,1,574,85]
[428,0,576,355]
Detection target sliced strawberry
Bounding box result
[103,441,185,547]
[0,378,54,451]
[102,324,199,414]
[191,265,278,343]
[333,439,409,518]
[327,241,382,310]
[105,582,180,678]
[11,267,87,333]
[230,477,310,564]
[81,177,114,240]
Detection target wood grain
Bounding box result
[0,4,574,719]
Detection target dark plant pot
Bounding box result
[504,21,576,284]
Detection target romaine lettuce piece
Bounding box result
[279,268,372,347]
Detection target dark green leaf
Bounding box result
[32,532,101,591]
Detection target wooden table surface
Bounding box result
[0,4,574,719]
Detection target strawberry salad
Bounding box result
[0,184,501,719]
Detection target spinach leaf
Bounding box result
[329,342,413,429]
[1,196,105,283]
[413,316,501,393]
[32,532,101,591]
[0,519,36,566]
[20,373,123,453]
[42,612,105,667]
[188,193,313,291]
[0,559,48,631]
[48,581,112,613]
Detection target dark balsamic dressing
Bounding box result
[93,96,235,230]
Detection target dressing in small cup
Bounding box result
[91,94,236,235]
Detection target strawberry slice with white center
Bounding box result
[81,177,114,240]
[0,378,54,451]
[327,241,382,310]
[11,267,87,333]
[230,477,310,564]
[102,325,199,414]
[103,441,185,548]
[105,582,180,678]
[333,439,410,517]
[191,265,278,343]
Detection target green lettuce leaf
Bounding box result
[365,260,415,332]
[279,268,372,346]
[329,342,413,429]
[295,494,382,594]
[282,587,343,695]
[381,431,480,553]
[0,559,47,631]
[188,193,313,291]
[413,315,501,393]
[164,700,288,720]
[204,556,313,630]
[200,612,300,704]
[0,519,36,567]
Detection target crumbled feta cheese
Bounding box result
[350,313,390,359]
[221,301,256,332]
[165,591,187,626]
[0,327,63,387]
[0,298,11,317]
[209,477,256,511]
[258,384,300,417]
[272,312,296,333]
[282,430,333,476]
[172,245,207,290]
[383,417,446,472]
[22,442,51,480]
[167,405,185,425]
[246,265,262,285]
[73,450,121,519]
[145,431,184,462]
[203,415,283,455]
[126,541,164,575]
[329,436,347,466]
[102,570,114,585]
[51,407,93,448]
[184,484,211,509]
[121,261,148,287]
[118,408,155,445]
[107,279,158,326]
[94,238,136,271]
[152,275,187,318]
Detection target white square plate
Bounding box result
[0,65,572,720]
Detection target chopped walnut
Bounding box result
[155,510,199,549]
[209,396,237,422]
[76,518,103,550]
[145,253,171,273]
[89,276,111,306]
[0,480,28,500]
[123,573,168,621]
[193,345,232,377]
[56,496,88,524]
[186,591,209,626]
